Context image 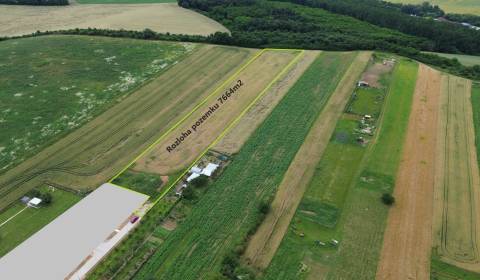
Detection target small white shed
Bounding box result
[201,163,219,177]
[28,197,42,208]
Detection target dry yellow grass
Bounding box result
[0,3,228,37]
[134,50,299,175]
[242,51,372,270]
[433,73,480,272]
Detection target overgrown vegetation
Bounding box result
[471,83,480,174]
[113,171,163,199]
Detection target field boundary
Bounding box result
[109,48,305,208]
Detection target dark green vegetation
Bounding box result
[471,83,480,168]
[176,0,480,80]
[113,171,164,200]
[446,13,480,27]
[0,186,80,257]
[77,0,175,3]
[431,254,480,280]
[129,52,357,279]
[263,58,417,279]
[0,0,67,5]
[0,35,190,174]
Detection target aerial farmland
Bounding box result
[1,0,480,280]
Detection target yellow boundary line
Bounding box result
[108,48,304,211]
[108,48,266,183]
[150,49,304,206]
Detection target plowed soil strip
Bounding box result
[243,52,372,270]
[376,64,441,280]
[433,74,480,272]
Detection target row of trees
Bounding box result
[0,0,68,5]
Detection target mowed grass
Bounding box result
[0,35,191,174]
[0,187,81,257]
[388,0,480,15]
[132,52,357,279]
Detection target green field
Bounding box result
[0,35,191,174]
[388,0,480,15]
[425,52,480,67]
[0,186,81,257]
[471,84,480,169]
[263,58,418,279]
[77,0,176,3]
[431,254,480,280]
[129,52,357,279]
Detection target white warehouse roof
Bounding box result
[0,183,148,280]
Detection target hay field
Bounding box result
[388,0,480,15]
[433,74,480,272]
[376,64,441,280]
[133,49,299,175]
[242,51,372,270]
[0,45,254,211]
[0,3,228,37]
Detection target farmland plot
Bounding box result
[376,64,441,279]
[261,57,403,280]
[132,52,357,280]
[243,51,372,270]
[0,43,254,210]
[433,74,480,272]
[134,49,299,175]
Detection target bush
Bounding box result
[191,175,209,188]
[381,193,395,205]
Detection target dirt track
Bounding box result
[0,3,228,37]
[433,74,480,272]
[242,52,372,270]
[376,64,441,280]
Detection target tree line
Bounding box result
[0,0,68,5]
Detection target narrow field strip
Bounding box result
[376,64,441,280]
[133,49,299,175]
[132,51,357,280]
[0,45,254,211]
[243,51,372,270]
[326,59,418,279]
[434,74,480,272]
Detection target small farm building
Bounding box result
[27,197,42,208]
[201,163,219,177]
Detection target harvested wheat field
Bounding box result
[433,74,480,272]
[0,3,228,37]
[242,52,372,270]
[214,51,321,154]
[376,64,441,280]
[134,49,300,175]
[0,45,253,210]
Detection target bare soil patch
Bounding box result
[134,50,298,175]
[433,73,480,272]
[360,61,393,88]
[242,52,372,270]
[0,3,228,37]
[214,51,320,154]
[376,64,441,280]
